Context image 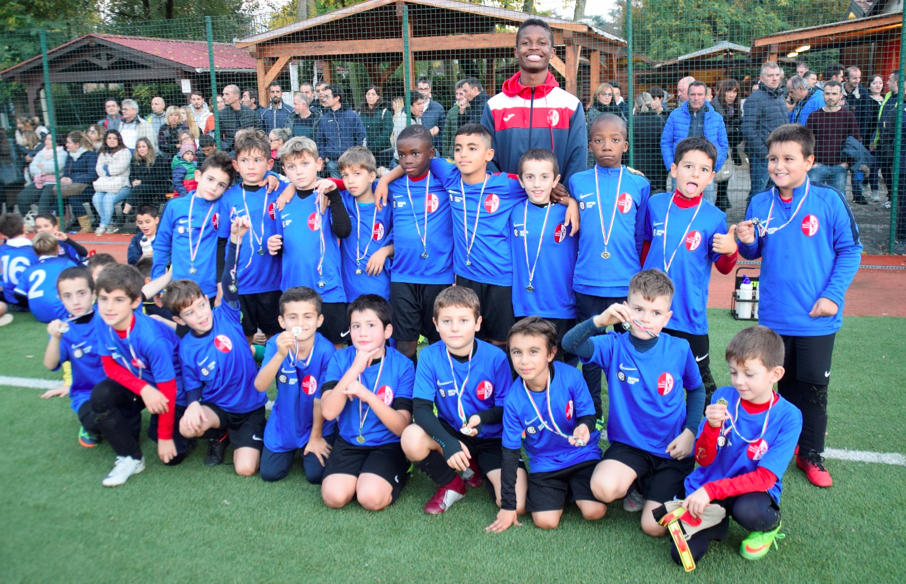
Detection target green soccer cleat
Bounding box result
[78,426,100,448]
[740,523,786,560]
[595,415,606,432]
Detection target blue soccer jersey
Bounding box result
[275,192,345,302]
[685,387,802,503]
[431,159,526,286]
[569,165,650,297]
[739,180,862,336]
[54,311,104,415]
[1,237,37,305]
[583,332,702,457]
[413,340,512,439]
[501,361,601,473]
[340,190,393,301]
[510,201,578,319]
[217,179,285,294]
[152,193,222,298]
[388,171,453,284]
[59,240,85,264]
[643,193,728,335]
[324,346,415,447]
[15,256,75,323]
[179,301,266,413]
[263,332,337,453]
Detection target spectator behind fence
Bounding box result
[788,75,825,126]
[203,94,226,136]
[742,61,787,202]
[875,70,900,189]
[147,97,167,135]
[260,82,290,136]
[98,99,122,131]
[842,66,867,204]
[189,91,211,129]
[171,144,197,197]
[86,125,105,151]
[710,79,744,211]
[286,92,321,141]
[195,134,218,170]
[158,107,189,159]
[242,88,260,112]
[92,130,131,235]
[648,86,668,115]
[17,133,68,216]
[611,81,629,118]
[858,74,885,202]
[459,77,489,128]
[220,84,262,151]
[125,137,169,215]
[181,107,200,141]
[416,77,446,155]
[315,84,367,178]
[357,86,394,167]
[676,76,695,106]
[58,131,99,233]
[442,84,467,157]
[299,82,316,106]
[805,81,861,196]
[632,92,667,193]
[269,128,290,176]
[587,82,626,168]
[119,99,157,151]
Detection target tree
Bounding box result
[573,0,586,21]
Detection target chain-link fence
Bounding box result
[1,1,903,252]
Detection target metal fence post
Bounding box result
[40,30,63,219]
[206,16,221,150]
[403,5,411,126]
[626,0,634,169]
[890,11,906,253]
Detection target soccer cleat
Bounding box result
[622,486,644,513]
[102,456,145,487]
[462,457,484,489]
[796,450,833,487]
[740,523,786,560]
[78,426,100,448]
[595,415,606,432]
[204,433,230,466]
[424,475,466,515]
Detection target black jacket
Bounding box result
[220,105,262,151]
[741,82,787,158]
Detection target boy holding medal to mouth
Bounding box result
[402,286,524,515]
[488,317,603,533]
[736,124,861,488]
[319,294,415,511]
[663,326,802,566]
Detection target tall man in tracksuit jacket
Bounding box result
[742,62,788,203]
[314,84,367,178]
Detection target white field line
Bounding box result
[0,375,62,390]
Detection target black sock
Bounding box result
[415,450,457,486]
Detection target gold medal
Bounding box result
[356,435,365,444]
[601,251,610,259]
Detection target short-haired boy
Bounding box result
[256,286,337,483]
[737,124,861,487]
[135,256,174,323]
[268,137,352,347]
[91,264,186,486]
[562,269,705,537]
[319,294,415,511]
[34,213,88,264]
[166,217,268,475]
[665,326,802,565]
[14,232,76,323]
[128,204,160,266]
[86,253,117,283]
[567,114,651,419]
[402,286,524,515]
[642,137,738,400]
[0,212,37,321]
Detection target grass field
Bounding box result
[1,309,904,583]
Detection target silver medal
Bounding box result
[189,267,197,275]
[317,281,325,288]
[421,251,429,259]
[228,284,238,293]
[526,285,535,292]
[257,248,265,256]
[717,435,727,447]
[465,260,472,266]
[59,323,70,334]
[601,251,611,259]
[355,268,363,275]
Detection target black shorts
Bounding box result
[662,328,710,368]
[781,333,836,385]
[603,441,693,504]
[238,290,283,337]
[202,403,266,451]
[526,459,600,513]
[390,282,447,343]
[323,437,409,503]
[148,405,192,454]
[439,418,503,473]
[319,302,349,346]
[455,276,514,343]
[574,292,626,324]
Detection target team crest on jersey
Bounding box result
[553,223,568,243]
[547,110,560,126]
[373,221,385,240]
[685,230,702,251]
[212,213,220,230]
[579,201,585,210]
[657,372,674,396]
[484,194,500,213]
[278,374,288,384]
[308,212,321,231]
[617,193,633,214]
[526,426,537,435]
[377,385,394,405]
[439,389,446,398]
[618,371,626,382]
[302,375,318,396]
[268,202,276,220]
[565,400,574,420]
[747,438,770,461]
[476,381,493,400]
[214,335,233,353]
[801,214,819,237]
[425,193,439,213]
[201,367,210,377]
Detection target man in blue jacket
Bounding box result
[742,62,787,203]
[259,82,291,136]
[315,84,367,178]
[660,81,728,203]
[416,77,447,156]
[788,75,825,126]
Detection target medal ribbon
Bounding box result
[312,194,326,280]
[446,344,474,425]
[662,194,703,274]
[187,195,216,269]
[724,395,775,444]
[522,368,571,441]
[354,200,379,268]
[357,354,386,438]
[594,166,623,253]
[522,201,552,290]
[459,175,488,266]
[405,175,431,256]
[757,179,811,237]
[240,185,270,269]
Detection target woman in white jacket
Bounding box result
[16,133,68,216]
[92,130,131,235]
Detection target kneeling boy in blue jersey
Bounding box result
[34,213,88,264]
[320,294,415,511]
[488,317,604,532]
[0,212,37,324]
[14,232,76,323]
[167,216,268,475]
[255,286,337,483]
[562,269,704,537]
[402,286,524,515]
[664,326,801,566]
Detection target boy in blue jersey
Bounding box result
[511,149,579,361]
[568,114,651,418]
[663,326,802,565]
[736,124,862,488]
[127,205,159,266]
[642,137,738,401]
[268,137,352,347]
[0,213,37,323]
[562,269,705,537]
[402,286,524,515]
[488,317,604,533]
[14,233,76,323]
[337,147,393,302]
[320,294,415,511]
[255,286,337,483]
[165,216,268,475]
[34,213,88,264]
[135,256,175,325]
[91,264,186,487]
[153,151,235,308]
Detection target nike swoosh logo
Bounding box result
[280,368,295,374]
[340,330,350,337]
[824,371,831,377]
[252,434,263,441]
[619,363,637,371]
[437,380,453,386]
[197,359,208,366]
[579,193,594,199]
[523,416,539,426]
[695,354,709,363]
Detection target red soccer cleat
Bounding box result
[424,475,466,515]
[796,450,833,488]
[463,457,484,489]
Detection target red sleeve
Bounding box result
[703,467,777,500]
[154,378,178,441]
[694,422,721,466]
[330,178,345,190]
[715,249,738,275]
[101,356,146,396]
[640,239,651,265]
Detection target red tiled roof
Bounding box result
[94,34,256,71]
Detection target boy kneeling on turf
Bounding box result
[319,294,415,511]
[402,286,526,515]
[166,217,267,475]
[665,325,801,566]
[489,317,604,532]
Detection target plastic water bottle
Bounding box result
[736,275,753,319]
[753,285,759,320]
